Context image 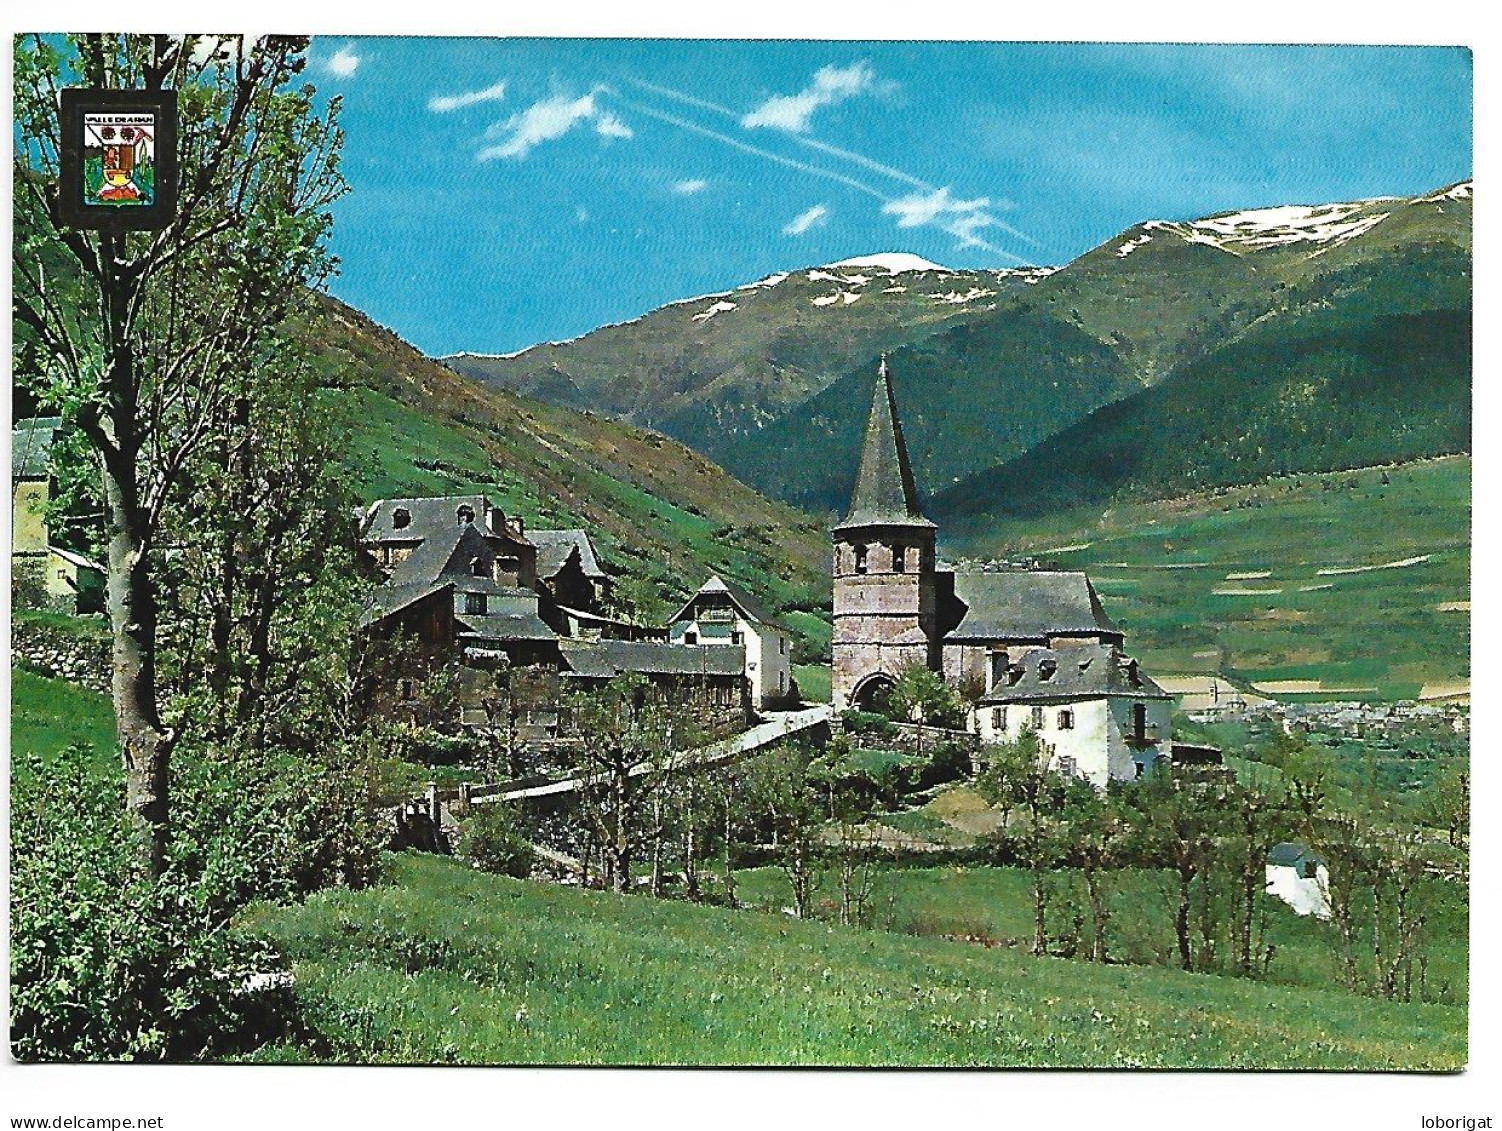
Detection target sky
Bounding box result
[305,39,1473,358]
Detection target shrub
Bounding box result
[842,710,895,736]
[10,745,298,1061]
[460,804,534,878]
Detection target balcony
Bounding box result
[1125,725,1162,749]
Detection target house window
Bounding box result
[1135,761,1146,779]
[469,556,486,577]
[685,631,698,645]
[1133,702,1148,739]
[731,630,743,645]
[991,706,1007,730]
[400,679,415,700]
[854,544,868,575]
[457,504,475,525]
[1030,706,1045,729]
[392,507,411,530]
[1301,861,1319,880]
[1058,709,1074,730]
[780,636,787,655]
[1057,755,1077,778]
[778,671,787,694]
[893,545,907,572]
[1039,659,1057,682]
[989,651,1009,690]
[465,592,488,615]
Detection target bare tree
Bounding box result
[14,35,345,875]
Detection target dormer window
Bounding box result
[392,507,412,530]
[1127,660,1141,687]
[893,545,907,573]
[853,544,868,575]
[1039,659,1058,682]
[469,556,486,577]
[494,556,519,582]
[457,504,475,525]
[989,650,1009,689]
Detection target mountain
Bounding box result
[936,186,1472,526]
[444,257,1052,453]
[446,182,1471,520]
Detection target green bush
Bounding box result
[841,709,895,736]
[460,804,534,878]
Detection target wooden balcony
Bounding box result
[1125,725,1162,749]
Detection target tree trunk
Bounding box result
[1176,863,1194,972]
[722,797,737,910]
[1084,861,1109,963]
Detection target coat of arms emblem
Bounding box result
[82,112,157,206]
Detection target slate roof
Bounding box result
[559,640,746,679]
[943,570,1121,643]
[978,643,1170,704]
[361,494,529,545]
[358,581,453,629]
[667,575,788,632]
[11,417,61,479]
[1268,842,1325,868]
[387,523,527,592]
[835,358,933,532]
[530,529,606,580]
[458,610,558,643]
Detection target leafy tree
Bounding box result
[748,741,828,920]
[461,803,534,879]
[1426,763,1470,850]
[1057,781,1133,963]
[976,730,1061,956]
[886,661,966,730]
[14,34,346,875]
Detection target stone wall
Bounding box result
[11,617,111,694]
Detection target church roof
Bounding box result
[835,357,934,532]
[977,643,1169,704]
[943,570,1121,642]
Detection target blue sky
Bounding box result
[307,39,1472,357]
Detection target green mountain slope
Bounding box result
[296,296,831,628]
[935,242,1471,523]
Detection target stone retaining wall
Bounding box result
[11,618,111,694]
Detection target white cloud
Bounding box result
[783,204,829,236]
[673,178,709,195]
[479,92,632,161]
[576,205,590,223]
[594,111,634,140]
[742,61,877,133]
[325,44,360,78]
[879,185,1030,252]
[429,80,508,113]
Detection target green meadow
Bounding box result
[945,457,1470,700]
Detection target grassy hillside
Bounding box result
[10,667,117,783]
[246,851,1464,1068]
[297,296,832,628]
[941,457,1470,698]
[937,245,1470,523]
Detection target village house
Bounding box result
[1265,842,1332,918]
[830,358,1173,785]
[354,494,781,732]
[667,575,794,709]
[11,416,105,615]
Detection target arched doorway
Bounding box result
[850,672,897,713]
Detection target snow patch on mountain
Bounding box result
[1116,232,1154,258]
[1142,201,1393,255]
[1418,181,1472,203]
[737,272,790,291]
[691,300,738,323]
[931,287,995,305]
[830,252,951,274]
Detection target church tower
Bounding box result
[831,356,941,710]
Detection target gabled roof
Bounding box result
[386,523,527,591]
[11,417,61,479]
[978,643,1169,704]
[1268,842,1325,868]
[530,528,606,580]
[667,575,788,632]
[943,570,1121,643]
[49,545,104,572]
[834,357,934,532]
[357,580,454,629]
[560,639,746,679]
[457,609,558,643]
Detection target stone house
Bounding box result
[667,575,794,709]
[830,357,1172,785]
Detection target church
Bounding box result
[831,359,1174,787]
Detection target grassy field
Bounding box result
[9,667,117,785]
[944,457,1469,700]
[245,851,1464,1068]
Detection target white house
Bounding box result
[667,576,793,710]
[1265,842,1332,919]
[971,643,1174,787]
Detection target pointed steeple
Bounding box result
[836,354,934,530]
